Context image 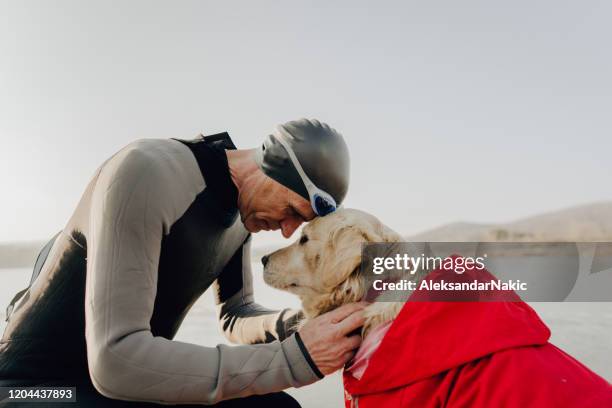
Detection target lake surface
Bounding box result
[0,266,302,346]
[1,266,610,407]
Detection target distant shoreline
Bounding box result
[2,201,611,268]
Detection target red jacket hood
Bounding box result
[344,265,551,396]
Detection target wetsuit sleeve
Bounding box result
[213,235,304,345]
[85,140,320,405]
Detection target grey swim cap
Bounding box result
[255,118,350,208]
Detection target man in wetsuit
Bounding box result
[0,119,363,407]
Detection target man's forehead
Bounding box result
[301,204,316,220]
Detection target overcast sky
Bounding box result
[1,0,610,245]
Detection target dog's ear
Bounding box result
[316,265,365,316]
[330,265,365,305]
[321,219,392,282]
[321,225,366,285]
[316,219,401,314]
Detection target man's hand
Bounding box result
[298,302,367,376]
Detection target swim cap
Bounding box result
[255,118,350,210]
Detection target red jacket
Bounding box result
[344,266,612,408]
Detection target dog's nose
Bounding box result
[261,255,269,267]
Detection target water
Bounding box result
[1,267,610,407]
[0,266,301,344]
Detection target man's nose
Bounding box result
[261,255,269,267]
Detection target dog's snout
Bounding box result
[261,255,269,267]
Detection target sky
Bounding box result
[1,0,610,246]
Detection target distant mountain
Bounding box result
[408,202,612,242]
[2,202,611,269]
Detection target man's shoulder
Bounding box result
[115,138,188,165]
[95,138,207,227]
[105,138,203,186]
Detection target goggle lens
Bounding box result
[314,194,336,216]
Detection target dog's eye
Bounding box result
[299,235,309,245]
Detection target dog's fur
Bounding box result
[263,209,408,336]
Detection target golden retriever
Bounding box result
[262,208,407,336]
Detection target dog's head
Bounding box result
[262,208,402,318]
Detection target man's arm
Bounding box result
[213,235,303,344]
[84,140,320,404]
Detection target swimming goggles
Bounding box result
[274,126,337,216]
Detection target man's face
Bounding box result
[238,175,316,238]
